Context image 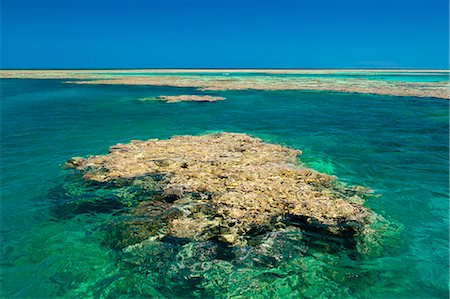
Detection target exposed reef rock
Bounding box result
[66,133,375,246]
[140,95,225,103]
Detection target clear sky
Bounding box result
[1,0,449,69]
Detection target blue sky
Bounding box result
[1,0,448,69]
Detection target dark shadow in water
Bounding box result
[46,171,166,220]
[46,177,126,220]
[283,214,358,251]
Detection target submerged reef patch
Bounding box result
[66,133,378,247]
[139,95,225,103]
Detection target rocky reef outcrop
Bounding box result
[66,133,374,247]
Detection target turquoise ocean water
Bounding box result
[1,78,449,298]
[90,71,450,82]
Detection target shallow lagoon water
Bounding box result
[1,78,449,298]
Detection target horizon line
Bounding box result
[1,67,450,71]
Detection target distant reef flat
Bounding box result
[1,69,449,99]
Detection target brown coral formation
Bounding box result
[140,95,225,103]
[67,133,372,246]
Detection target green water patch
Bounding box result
[87,71,450,83]
[1,79,448,298]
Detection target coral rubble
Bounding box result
[67,133,373,246]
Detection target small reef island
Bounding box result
[140,95,226,103]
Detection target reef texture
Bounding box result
[141,95,225,103]
[67,133,372,246]
[1,69,449,99]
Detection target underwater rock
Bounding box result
[139,95,225,103]
[67,133,373,245]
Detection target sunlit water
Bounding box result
[1,78,448,298]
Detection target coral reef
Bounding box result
[67,133,373,246]
[73,76,450,99]
[139,95,225,103]
[1,69,448,99]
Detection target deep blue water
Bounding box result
[1,79,449,298]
